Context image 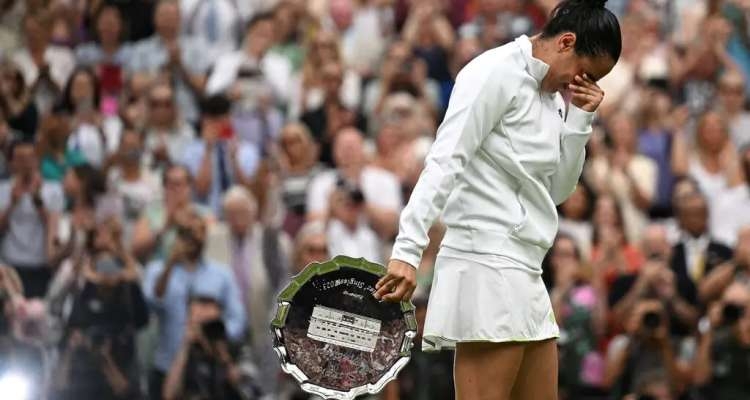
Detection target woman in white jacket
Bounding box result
[373,1,621,399]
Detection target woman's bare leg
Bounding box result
[510,339,558,400]
[454,342,525,400]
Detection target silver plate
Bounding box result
[271,256,417,400]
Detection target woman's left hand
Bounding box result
[569,74,604,112]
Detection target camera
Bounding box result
[722,303,745,325]
[84,326,113,349]
[201,319,227,343]
[335,176,365,205]
[642,311,661,330]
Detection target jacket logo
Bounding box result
[558,109,563,119]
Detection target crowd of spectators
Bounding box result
[0,0,750,399]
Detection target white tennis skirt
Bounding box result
[422,246,560,351]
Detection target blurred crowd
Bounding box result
[0,0,749,399]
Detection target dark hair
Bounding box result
[541,0,621,62]
[199,94,231,117]
[91,3,127,44]
[557,179,595,221]
[60,67,101,113]
[71,164,107,207]
[541,232,582,289]
[245,11,275,34]
[162,163,193,186]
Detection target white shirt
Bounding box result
[306,166,403,216]
[586,154,657,243]
[205,50,293,104]
[11,46,75,90]
[682,233,710,281]
[689,158,729,204]
[181,0,241,55]
[710,185,750,247]
[391,35,594,271]
[327,218,383,264]
[68,124,105,167]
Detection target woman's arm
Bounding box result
[548,105,596,205]
[390,54,521,268]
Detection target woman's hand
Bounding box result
[374,259,417,302]
[569,74,604,112]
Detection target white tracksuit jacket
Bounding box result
[391,35,595,272]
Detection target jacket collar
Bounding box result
[514,35,550,86]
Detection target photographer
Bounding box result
[163,292,259,400]
[326,176,383,263]
[143,207,245,400]
[693,282,750,400]
[603,298,692,399]
[52,217,148,399]
[623,371,674,400]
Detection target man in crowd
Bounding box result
[143,207,245,400]
[0,139,63,297]
[204,185,292,396]
[182,94,260,216]
[128,0,212,124]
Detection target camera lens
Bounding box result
[722,303,744,325]
[643,311,661,329]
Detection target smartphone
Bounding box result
[99,63,123,94]
[218,121,235,140]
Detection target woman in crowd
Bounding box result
[591,194,645,290]
[277,123,323,238]
[558,180,596,260]
[546,234,608,399]
[141,81,194,170]
[673,110,744,204]
[59,67,112,167]
[0,60,38,139]
[292,30,361,120]
[586,111,657,243]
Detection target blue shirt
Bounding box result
[143,259,246,372]
[181,139,260,215]
[638,129,674,208]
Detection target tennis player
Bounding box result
[373,1,621,398]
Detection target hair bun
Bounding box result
[569,0,607,8]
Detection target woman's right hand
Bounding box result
[374,259,417,302]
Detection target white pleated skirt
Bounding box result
[422,246,560,352]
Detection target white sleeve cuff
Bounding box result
[390,243,421,270]
[565,105,596,135]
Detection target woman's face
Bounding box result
[97,7,122,45]
[593,195,619,228]
[281,128,307,162]
[312,33,338,64]
[697,113,728,154]
[561,184,589,220]
[71,72,96,106]
[609,114,636,150]
[0,66,21,96]
[543,34,616,94]
[551,237,579,269]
